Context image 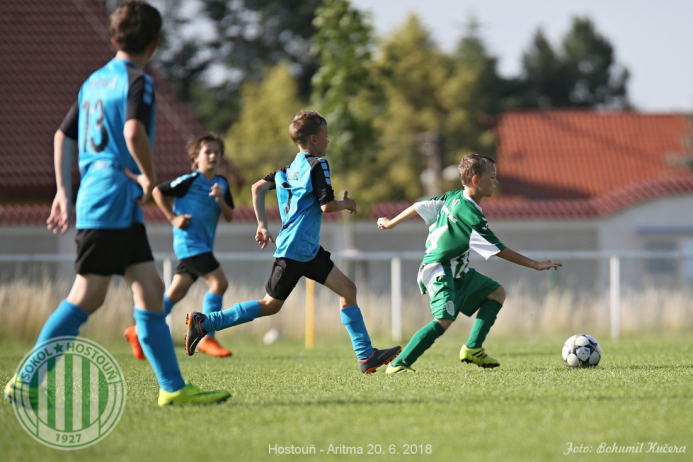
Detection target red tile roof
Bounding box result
[372,175,693,220]
[496,109,693,199]
[0,0,206,202]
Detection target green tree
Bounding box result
[518,17,629,108]
[225,64,305,205]
[367,14,487,202]
[152,0,322,133]
[311,0,379,173]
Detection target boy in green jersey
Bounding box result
[377,154,561,372]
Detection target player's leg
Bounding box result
[459,269,504,368]
[185,259,297,355]
[125,260,230,405]
[316,249,401,373]
[123,272,193,360]
[387,264,454,374]
[197,267,233,357]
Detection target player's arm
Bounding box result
[321,192,356,214]
[47,102,78,234]
[497,248,562,271]
[377,204,418,230]
[210,180,234,222]
[123,74,156,204]
[252,178,275,249]
[123,119,156,204]
[152,185,191,229]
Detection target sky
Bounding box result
[350,0,693,113]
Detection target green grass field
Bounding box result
[1,336,691,462]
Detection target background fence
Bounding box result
[2,250,693,344]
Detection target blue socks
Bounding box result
[36,300,89,345]
[201,300,262,333]
[340,305,374,360]
[163,294,175,316]
[202,292,223,337]
[134,308,185,393]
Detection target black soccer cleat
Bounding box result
[359,346,402,374]
[185,312,208,356]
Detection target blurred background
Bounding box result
[1,0,693,343]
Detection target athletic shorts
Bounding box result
[175,252,220,282]
[265,246,335,300]
[418,263,500,321]
[75,223,154,276]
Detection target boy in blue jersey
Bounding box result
[123,133,236,358]
[185,111,402,374]
[3,1,229,406]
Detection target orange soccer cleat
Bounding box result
[197,337,233,358]
[123,325,146,360]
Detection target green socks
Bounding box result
[466,299,503,349]
[393,320,445,367]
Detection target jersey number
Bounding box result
[82,100,109,152]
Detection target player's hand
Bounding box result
[343,191,356,214]
[125,168,154,205]
[377,217,393,229]
[255,227,275,249]
[170,214,192,229]
[209,183,223,203]
[535,260,562,271]
[46,189,72,234]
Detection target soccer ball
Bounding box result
[562,334,601,368]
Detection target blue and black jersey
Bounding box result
[157,171,234,260]
[59,58,156,229]
[264,152,335,261]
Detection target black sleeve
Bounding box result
[59,101,79,140]
[125,74,155,130]
[157,174,196,198]
[217,176,235,208]
[263,166,288,191]
[310,158,335,205]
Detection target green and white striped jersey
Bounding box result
[414,189,506,278]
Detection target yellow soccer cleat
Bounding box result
[460,345,500,369]
[385,363,416,374]
[158,382,231,407]
[4,374,20,404]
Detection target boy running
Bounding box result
[4,1,229,406]
[123,134,236,359]
[377,154,561,373]
[184,111,401,373]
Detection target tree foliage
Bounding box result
[518,17,629,108]
[225,64,304,204]
[311,0,379,173]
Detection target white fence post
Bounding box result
[391,256,402,342]
[609,255,620,341]
[163,258,173,335]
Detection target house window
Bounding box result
[644,241,676,274]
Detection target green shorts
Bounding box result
[418,263,500,321]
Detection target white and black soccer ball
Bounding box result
[562,334,601,368]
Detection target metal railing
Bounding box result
[2,250,693,341]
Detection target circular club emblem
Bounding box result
[9,337,126,450]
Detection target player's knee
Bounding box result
[488,286,506,304]
[168,287,187,303]
[259,296,283,316]
[435,318,452,331]
[214,276,228,294]
[343,279,357,302]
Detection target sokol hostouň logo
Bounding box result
[8,337,126,449]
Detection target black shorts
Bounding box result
[75,223,154,276]
[175,252,220,282]
[265,246,335,300]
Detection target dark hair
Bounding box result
[289,111,327,146]
[109,1,162,54]
[458,154,495,186]
[187,133,225,170]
